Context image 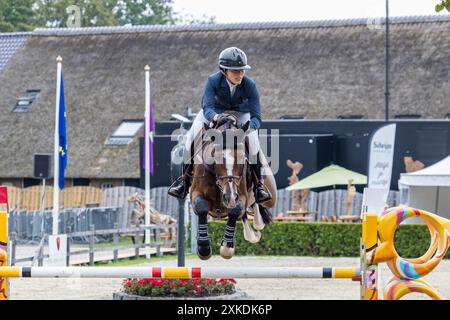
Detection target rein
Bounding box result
[191,118,248,203]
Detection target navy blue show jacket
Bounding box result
[201,71,262,129]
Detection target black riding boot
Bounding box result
[251,160,272,203]
[168,163,193,199]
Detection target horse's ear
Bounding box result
[287,159,293,168]
[241,120,251,132]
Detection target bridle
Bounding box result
[213,118,247,196]
[190,116,248,199]
[215,160,246,195]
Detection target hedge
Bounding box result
[187,221,450,259]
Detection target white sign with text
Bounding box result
[368,124,396,190]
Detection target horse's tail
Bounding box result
[258,205,273,225]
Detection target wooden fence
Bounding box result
[7,186,103,211]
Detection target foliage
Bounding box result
[436,0,450,12]
[0,0,215,32]
[33,0,174,28]
[0,0,36,32]
[122,278,236,297]
[188,220,450,259]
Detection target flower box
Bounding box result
[113,278,247,300]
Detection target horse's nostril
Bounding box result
[223,194,229,203]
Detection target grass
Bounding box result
[94,239,134,248]
[73,237,135,248]
[95,253,197,267]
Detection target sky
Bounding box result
[172,0,448,24]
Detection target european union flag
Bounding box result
[58,75,67,189]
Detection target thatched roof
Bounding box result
[0,32,30,71]
[0,15,449,179]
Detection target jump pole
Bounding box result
[0,186,8,300]
[0,266,359,279]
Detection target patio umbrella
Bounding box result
[286,164,367,191]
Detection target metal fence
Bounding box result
[8,186,400,242]
[274,189,400,221]
[8,207,121,243]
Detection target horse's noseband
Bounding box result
[215,165,245,195]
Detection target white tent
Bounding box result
[399,155,450,220]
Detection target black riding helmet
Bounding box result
[218,47,251,71]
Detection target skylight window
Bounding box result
[13,90,40,112]
[107,120,144,145]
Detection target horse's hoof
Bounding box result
[197,245,212,260]
[220,243,235,259]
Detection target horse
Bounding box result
[189,113,277,259]
[127,193,177,243]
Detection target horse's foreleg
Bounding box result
[193,195,212,260]
[220,202,243,259]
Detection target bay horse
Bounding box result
[189,113,277,259]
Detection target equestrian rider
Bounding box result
[168,47,272,204]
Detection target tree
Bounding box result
[1,0,198,31]
[436,0,450,12]
[34,0,119,28]
[0,0,36,32]
[175,12,216,25]
[34,0,180,28]
[114,0,176,26]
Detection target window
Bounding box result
[13,90,40,112]
[337,115,364,119]
[124,179,140,188]
[394,114,421,119]
[107,120,143,145]
[73,178,90,186]
[280,115,305,119]
[100,183,114,190]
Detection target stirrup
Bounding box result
[255,185,272,203]
[168,178,187,199]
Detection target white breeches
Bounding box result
[185,110,260,157]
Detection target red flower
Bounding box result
[229,279,236,283]
[170,283,175,288]
[197,287,203,293]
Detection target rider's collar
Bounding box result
[226,78,239,89]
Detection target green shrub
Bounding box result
[187,221,450,259]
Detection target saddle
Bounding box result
[191,121,274,217]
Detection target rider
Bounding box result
[168,47,272,204]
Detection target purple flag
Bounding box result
[143,82,155,176]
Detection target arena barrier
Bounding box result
[1,185,449,300]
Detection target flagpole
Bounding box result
[52,56,63,236]
[144,65,151,258]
